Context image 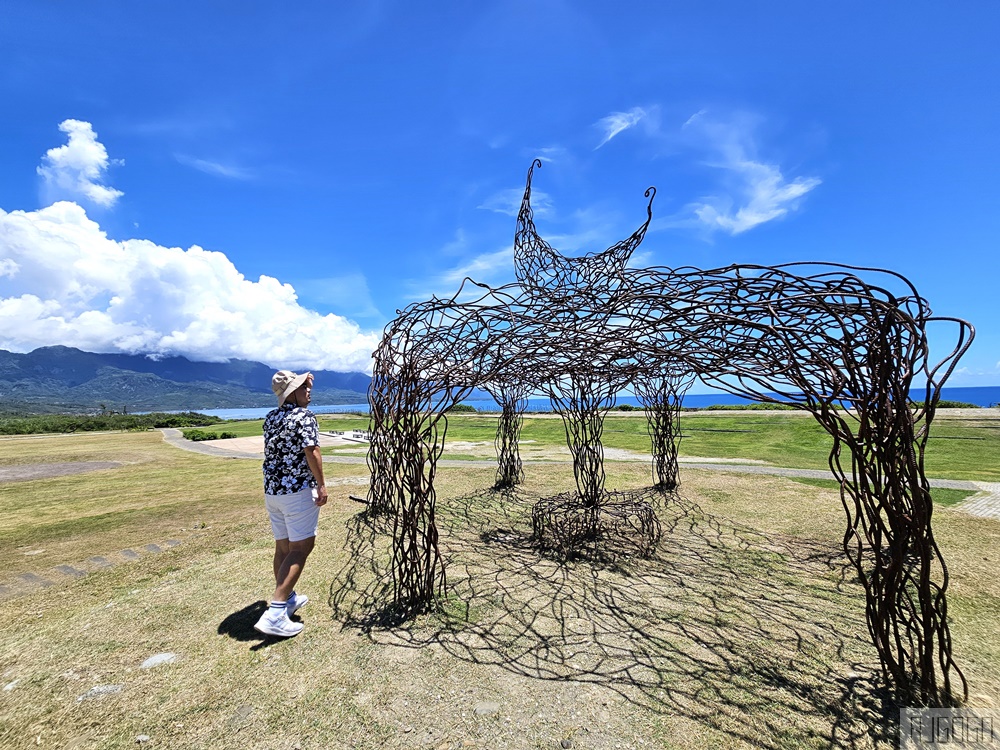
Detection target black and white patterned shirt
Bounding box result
[262,404,320,495]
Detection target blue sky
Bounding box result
[1,2,998,389]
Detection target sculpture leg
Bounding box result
[822,397,966,705]
[391,417,446,610]
[494,400,525,489]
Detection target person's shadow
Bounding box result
[218,601,302,651]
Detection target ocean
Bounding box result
[198,385,1000,421]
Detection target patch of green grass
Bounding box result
[434,412,1000,482]
[786,476,977,506]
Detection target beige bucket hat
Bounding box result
[271,370,312,406]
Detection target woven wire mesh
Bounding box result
[365,160,973,705]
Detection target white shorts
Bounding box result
[264,486,320,542]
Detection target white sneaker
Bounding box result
[287,591,309,615]
[254,606,304,637]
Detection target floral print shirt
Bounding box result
[262,404,320,495]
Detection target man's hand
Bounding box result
[304,445,328,506]
[315,484,329,506]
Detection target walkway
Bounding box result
[158,430,1000,520]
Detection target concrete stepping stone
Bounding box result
[140,653,177,669]
[18,572,52,587]
[474,701,500,716]
[120,549,140,560]
[77,684,123,701]
[143,544,161,554]
[55,565,87,579]
[88,556,112,568]
[228,704,254,728]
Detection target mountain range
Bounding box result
[0,346,371,414]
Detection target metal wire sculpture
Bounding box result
[634,369,695,490]
[483,378,529,489]
[366,160,973,705]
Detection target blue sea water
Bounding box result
[199,386,1000,421]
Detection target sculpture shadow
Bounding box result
[329,487,897,749]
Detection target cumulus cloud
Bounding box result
[684,116,821,235]
[594,107,647,149]
[37,120,124,208]
[0,203,380,372]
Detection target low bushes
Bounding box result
[0,411,225,435]
[182,429,238,441]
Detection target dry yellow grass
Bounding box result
[0,432,997,749]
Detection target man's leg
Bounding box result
[271,536,315,603]
[273,538,290,585]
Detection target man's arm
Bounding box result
[304,445,329,506]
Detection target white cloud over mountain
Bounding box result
[0,202,379,372]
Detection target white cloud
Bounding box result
[534,146,569,163]
[438,245,514,287]
[691,161,821,235]
[684,116,821,235]
[682,109,708,128]
[477,188,552,217]
[175,154,254,180]
[36,120,124,208]
[594,107,647,149]
[0,203,380,372]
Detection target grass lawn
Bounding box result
[187,409,1000,483]
[785,477,977,507]
[2,418,996,748]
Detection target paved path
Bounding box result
[158,428,365,458]
[158,430,1000,519]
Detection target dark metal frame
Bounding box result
[366,160,973,706]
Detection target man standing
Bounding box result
[254,369,329,637]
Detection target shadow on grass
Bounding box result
[328,487,896,749]
[217,600,304,651]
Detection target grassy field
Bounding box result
[184,409,1000,482]
[1,417,997,749]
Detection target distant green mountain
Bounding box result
[0,346,371,414]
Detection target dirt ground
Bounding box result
[0,461,123,483]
